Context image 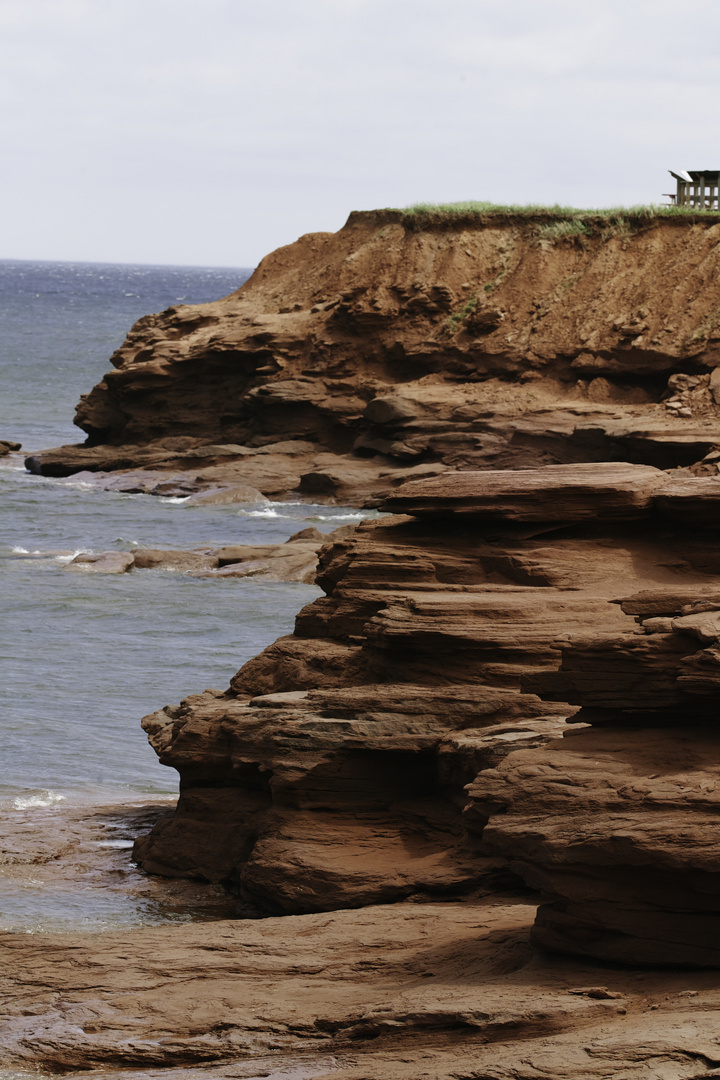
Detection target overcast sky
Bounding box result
[3,0,720,267]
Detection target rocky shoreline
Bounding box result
[6,211,720,1078]
[34,528,345,582]
[0,797,242,935]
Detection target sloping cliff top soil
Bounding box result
[25,210,720,502]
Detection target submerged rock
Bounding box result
[65,551,135,574]
[54,533,340,583]
[132,549,220,572]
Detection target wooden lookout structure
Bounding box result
[667,169,720,209]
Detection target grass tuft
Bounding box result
[537,220,589,241]
[443,293,478,335]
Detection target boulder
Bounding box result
[132,549,220,572]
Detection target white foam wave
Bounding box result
[57,479,96,489]
[239,504,372,522]
[241,507,281,518]
[13,790,66,810]
[11,547,85,562]
[314,512,366,521]
[159,496,191,504]
[55,549,89,564]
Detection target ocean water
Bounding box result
[0,260,368,931]
[0,259,253,452]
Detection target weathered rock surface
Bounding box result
[24,210,720,503]
[65,551,136,573]
[473,726,720,967]
[470,576,720,964]
[381,467,720,967]
[384,461,669,520]
[5,894,720,1079]
[133,464,720,971]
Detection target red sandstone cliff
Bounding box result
[132,462,720,968]
[25,210,720,501]
[10,215,720,1079]
[42,209,720,962]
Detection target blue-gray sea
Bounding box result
[0,260,367,935]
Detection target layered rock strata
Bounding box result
[25,211,720,502]
[471,593,720,965]
[136,464,720,966]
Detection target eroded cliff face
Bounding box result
[25,211,720,502]
[135,464,720,966]
[61,211,720,962]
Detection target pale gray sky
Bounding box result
[3,0,720,267]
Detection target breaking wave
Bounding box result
[12,790,67,810]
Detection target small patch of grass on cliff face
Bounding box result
[537,220,589,242]
[442,294,478,335]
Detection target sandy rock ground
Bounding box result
[4,886,720,1079]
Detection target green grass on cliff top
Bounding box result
[399,201,716,219]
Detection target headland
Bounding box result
[6,208,720,1079]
